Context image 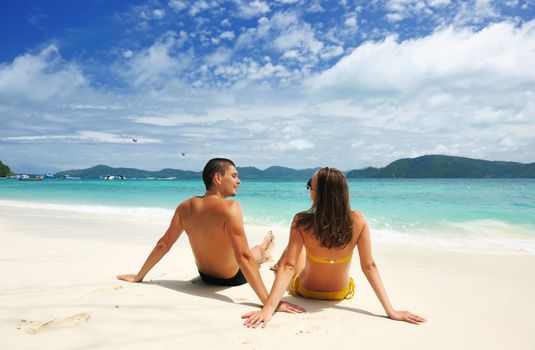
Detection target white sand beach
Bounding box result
[1,204,534,349]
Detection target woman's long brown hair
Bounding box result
[295,167,354,249]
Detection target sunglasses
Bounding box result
[306,178,312,190]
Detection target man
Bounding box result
[117,158,304,313]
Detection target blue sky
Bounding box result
[1,0,534,173]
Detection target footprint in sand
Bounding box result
[80,285,123,300]
[24,312,91,335]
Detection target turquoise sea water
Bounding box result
[1,178,534,252]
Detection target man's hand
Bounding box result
[116,274,142,283]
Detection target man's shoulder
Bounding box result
[180,195,205,204]
[177,196,202,212]
[222,199,241,211]
[180,196,240,211]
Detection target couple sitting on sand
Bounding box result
[118,158,425,328]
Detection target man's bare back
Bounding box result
[179,195,273,279]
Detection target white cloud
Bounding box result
[220,31,235,40]
[121,33,191,87]
[453,0,500,26]
[320,45,344,60]
[123,50,134,58]
[130,114,199,126]
[345,16,357,28]
[153,9,165,19]
[281,49,299,59]
[0,45,86,104]
[189,1,211,16]
[235,0,270,19]
[248,62,290,80]
[306,19,535,154]
[307,1,324,13]
[3,131,162,144]
[386,12,404,22]
[244,11,325,56]
[205,47,233,66]
[274,27,323,54]
[310,21,535,97]
[266,139,314,151]
[213,59,290,81]
[428,0,451,7]
[168,0,187,12]
[504,0,519,7]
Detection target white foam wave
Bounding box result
[0,199,173,220]
[372,219,535,253]
[3,200,534,253]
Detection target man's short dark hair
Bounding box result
[202,158,236,189]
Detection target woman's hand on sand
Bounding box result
[242,302,305,328]
[276,301,306,314]
[116,274,142,283]
[388,310,426,324]
[241,308,275,328]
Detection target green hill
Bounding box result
[0,160,14,177]
[53,164,319,179]
[52,156,535,179]
[346,155,535,178]
[54,165,199,179]
[262,166,319,179]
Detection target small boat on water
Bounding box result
[103,175,125,180]
[18,174,44,181]
[62,175,81,180]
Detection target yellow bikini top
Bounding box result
[306,251,352,265]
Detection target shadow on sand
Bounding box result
[144,277,260,308]
[279,296,386,319]
[146,277,385,319]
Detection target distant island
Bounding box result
[345,155,535,178]
[54,164,320,179]
[51,155,535,179]
[0,160,14,177]
[2,155,534,179]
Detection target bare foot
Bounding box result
[251,231,275,264]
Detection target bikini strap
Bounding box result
[306,251,352,264]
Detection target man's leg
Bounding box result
[250,231,275,264]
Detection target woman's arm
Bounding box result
[357,217,426,324]
[242,220,305,328]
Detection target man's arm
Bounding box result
[117,205,184,283]
[224,201,269,303]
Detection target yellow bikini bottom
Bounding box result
[288,275,355,300]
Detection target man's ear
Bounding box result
[213,172,222,185]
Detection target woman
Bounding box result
[242,167,426,328]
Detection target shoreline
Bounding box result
[1,204,535,349]
[1,200,534,254]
